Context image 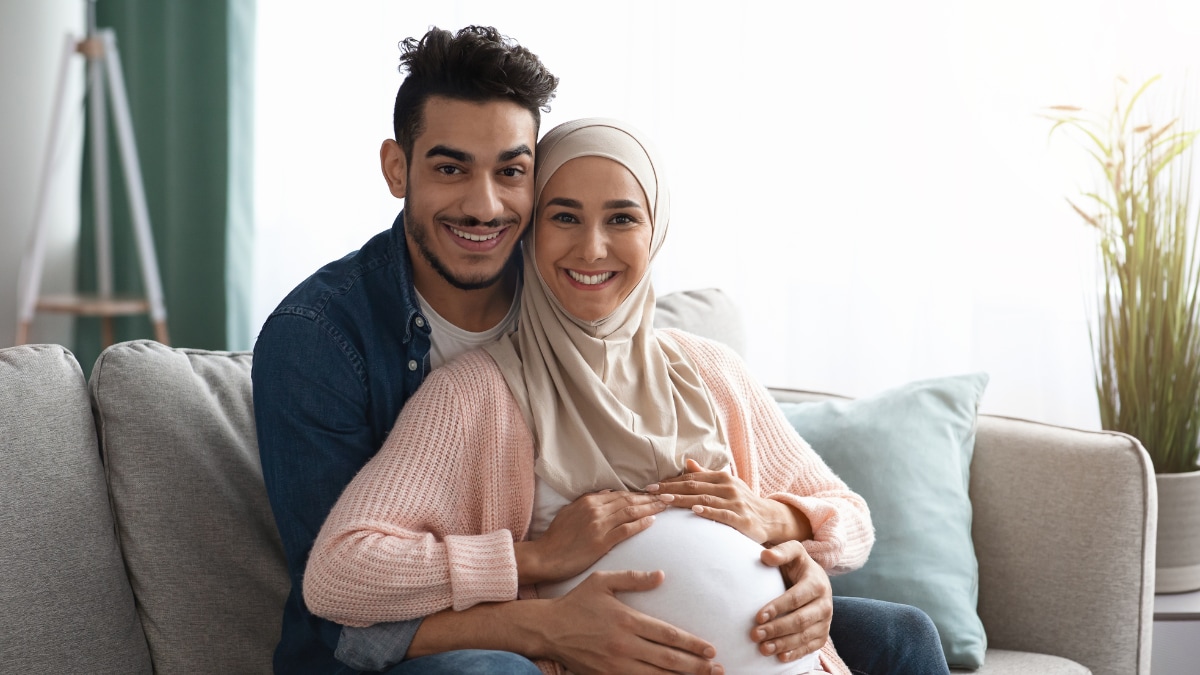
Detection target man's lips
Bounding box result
[443,222,511,251]
[448,225,503,243]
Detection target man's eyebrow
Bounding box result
[499,145,533,162]
[426,145,471,162]
[604,199,642,209]
[546,197,582,208]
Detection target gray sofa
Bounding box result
[1,291,1156,674]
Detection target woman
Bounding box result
[303,119,874,674]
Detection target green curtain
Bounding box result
[77,0,254,374]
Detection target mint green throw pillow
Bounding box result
[778,373,989,669]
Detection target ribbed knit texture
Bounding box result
[304,330,872,675]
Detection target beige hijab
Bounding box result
[484,118,729,499]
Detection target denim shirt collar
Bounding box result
[388,211,427,345]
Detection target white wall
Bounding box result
[251,0,1200,431]
[0,0,84,349]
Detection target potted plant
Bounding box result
[1045,75,1200,593]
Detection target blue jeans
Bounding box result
[382,649,540,674]
[831,597,950,675]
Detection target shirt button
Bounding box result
[415,316,426,328]
[408,360,419,371]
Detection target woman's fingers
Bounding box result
[591,489,664,508]
[576,491,667,530]
[532,491,670,583]
[647,469,790,543]
[599,494,669,525]
[648,459,728,488]
[685,503,743,529]
[646,481,735,504]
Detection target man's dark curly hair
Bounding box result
[393,26,559,160]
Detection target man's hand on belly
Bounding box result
[753,541,833,664]
[542,569,724,675]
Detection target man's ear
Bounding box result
[380,139,407,199]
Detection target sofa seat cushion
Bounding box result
[955,648,1090,674]
[90,340,289,674]
[0,344,152,673]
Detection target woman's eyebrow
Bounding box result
[604,199,642,209]
[546,197,582,208]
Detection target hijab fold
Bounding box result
[485,119,729,499]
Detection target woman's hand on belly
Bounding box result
[646,459,813,546]
[514,490,669,585]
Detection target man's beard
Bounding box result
[405,210,520,291]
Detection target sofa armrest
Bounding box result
[970,415,1155,675]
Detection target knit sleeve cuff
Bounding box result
[444,530,520,611]
[771,492,874,574]
[769,493,844,565]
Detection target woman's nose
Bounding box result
[579,224,607,262]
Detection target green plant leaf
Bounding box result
[1046,75,1200,473]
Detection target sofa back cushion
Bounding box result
[90,340,288,674]
[654,287,747,356]
[0,344,152,673]
[776,375,989,668]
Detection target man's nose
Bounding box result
[461,176,504,224]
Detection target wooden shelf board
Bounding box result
[35,293,152,317]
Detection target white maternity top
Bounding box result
[530,479,823,674]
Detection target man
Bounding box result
[254,25,947,675]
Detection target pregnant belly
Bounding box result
[537,508,820,674]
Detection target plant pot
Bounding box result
[1156,471,1200,593]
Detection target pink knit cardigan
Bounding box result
[305,330,873,675]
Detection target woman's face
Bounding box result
[534,156,653,322]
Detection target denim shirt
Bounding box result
[253,212,431,673]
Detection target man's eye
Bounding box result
[499,167,525,177]
[437,166,462,175]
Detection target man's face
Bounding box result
[400,97,537,291]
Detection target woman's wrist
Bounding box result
[766,499,812,545]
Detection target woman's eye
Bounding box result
[550,212,578,224]
[610,214,636,225]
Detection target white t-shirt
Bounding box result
[415,280,521,370]
[531,479,824,674]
